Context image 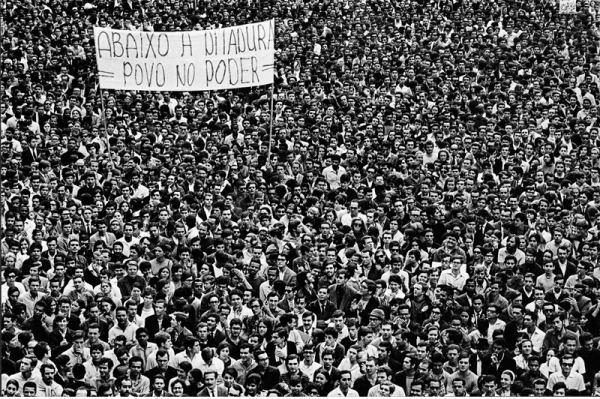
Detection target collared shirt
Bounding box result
[338,359,361,385]
[327,387,360,397]
[63,347,91,368]
[231,359,257,386]
[438,269,469,292]
[195,356,225,380]
[18,290,44,316]
[548,356,586,376]
[227,305,253,325]
[322,165,347,190]
[546,370,585,392]
[83,359,102,381]
[173,351,198,369]
[299,360,322,382]
[519,327,545,353]
[108,322,138,345]
[130,342,158,370]
[487,319,506,343]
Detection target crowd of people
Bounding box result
[3,0,600,396]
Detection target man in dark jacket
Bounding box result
[481,338,517,380]
[247,349,281,391]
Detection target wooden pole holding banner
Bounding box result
[268,82,274,159]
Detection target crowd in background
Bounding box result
[4,0,600,396]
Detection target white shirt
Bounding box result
[546,370,585,392]
[548,356,585,376]
[1,282,26,303]
[226,305,253,325]
[519,327,545,353]
[194,356,225,378]
[437,269,469,292]
[328,387,360,397]
[487,319,506,343]
[299,360,322,381]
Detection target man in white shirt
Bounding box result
[486,304,506,343]
[328,370,359,397]
[438,255,469,292]
[299,345,322,382]
[546,354,585,393]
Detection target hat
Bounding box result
[75,159,85,166]
[370,309,385,321]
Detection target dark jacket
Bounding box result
[247,364,281,391]
[481,352,517,380]
[306,299,337,321]
[392,370,413,394]
[552,261,577,281]
[145,315,173,342]
[266,341,297,367]
[328,283,359,312]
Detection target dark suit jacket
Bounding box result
[481,352,517,380]
[392,370,412,394]
[503,320,522,352]
[207,329,227,349]
[266,341,297,367]
[278,298,295,313]
[455,293,474,307]
[306,299,337,321]
[469,354,485,375]
[21,147,40,166]
[553,261,577,280]
[145,315,173,342]
[328,283,359,312]
[247,364,281,391]
[198,386,228,397]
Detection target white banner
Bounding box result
[559,0,576,13]
[94,20,275,91]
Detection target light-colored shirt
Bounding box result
[487,319,506,343]
[438,269,469,292]
[129,342,158,370]
[519,327,545,354]
[546,370,585,392]
[108,322,138,345]
[327,387,360,397]
[299,360,322,382]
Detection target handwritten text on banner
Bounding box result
[94,20,275,91]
